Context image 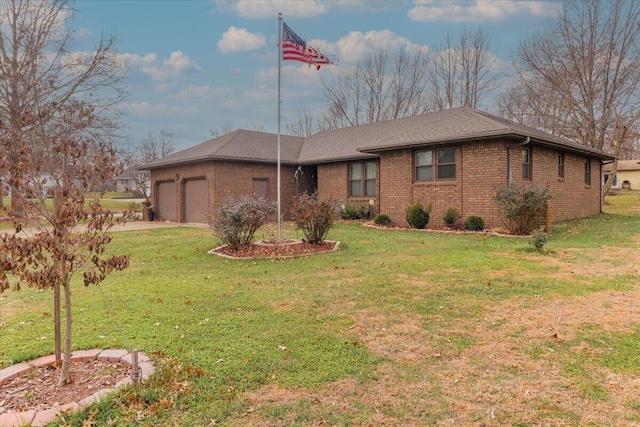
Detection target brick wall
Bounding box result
[152,141,603,228]
[351,139,602,228]
[150,160,302,223]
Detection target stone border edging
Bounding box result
[209,240,340,259]
[0,349,153,427]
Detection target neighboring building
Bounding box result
[603,159,640,190]
[113,167,149,196]
[142,107,614,227]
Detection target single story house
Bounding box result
[603,159,640,190]
[141,107,614,228]
[113,167,150,196]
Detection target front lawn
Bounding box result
[2,197,640,425]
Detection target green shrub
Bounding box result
[291,191,339,244]
[443,207,458,227]
[529,227,548,252]
[211,196,277,251]
[406,202,430,229]
[373,213,391,226]
[465,215,485,231]
[494,184,551,235]
[341,202,375,220]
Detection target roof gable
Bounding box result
[141,130,305,169]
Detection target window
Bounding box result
[349,161,376,197]
[415,147,456,181]
[522,147,532,180]
[584,159,591,185]
[252,178,269,199]
[557,153,565,179]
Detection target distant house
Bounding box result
[141,107,614,227]
[603,159,640,190]
[113,167,149,196]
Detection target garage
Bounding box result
[183,178,209,223]
[156,181,177,221]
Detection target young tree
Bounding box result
[504,0,640,194]
[0,0,128,387]
[0,101,132,387]
[0,0,126,216]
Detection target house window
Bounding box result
[522,147,532,180]
[349,161,376,197]
[415,147,456,181]
[557,153,565,178]
[584,159,591,185]
[252,178,269,199]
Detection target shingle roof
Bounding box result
[301,107,612,162]
[141,130,305,169]
[142,107,613,170]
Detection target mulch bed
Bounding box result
[1,360,130,413]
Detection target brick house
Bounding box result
[142,107,614,227]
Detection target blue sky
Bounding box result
[71,0,561,151]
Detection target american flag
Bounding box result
[282,22,333,70]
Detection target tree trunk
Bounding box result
[58,278,72,386]
[54,281,62,367]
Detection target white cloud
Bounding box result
[71,27,93,41]
[141,51,202,82]
[218,26,266,53]
[118,52,158,67]
[335,30,424,64]
[216,0,328,19]
[408,0,560,23]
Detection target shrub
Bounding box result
[494,184,551,235]
[406,202,430,229]
[443,207,458,227]
[290,191,339,244]
[211,196,277,251]
[529,227,548,252]
[465,215,485,231]
[373,213,391,226]
[341,202,375,220]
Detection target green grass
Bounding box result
[2,200,640,425]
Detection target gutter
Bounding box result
[507,136,530,187]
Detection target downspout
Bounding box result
[507,136,530,187]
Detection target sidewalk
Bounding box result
[0,220,208,238]
[109,220,209,232]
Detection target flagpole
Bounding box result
[277,13,282,242]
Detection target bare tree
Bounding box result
[321,49,430,127]
[286,110,329,137]
[0,101,131,387]
[137,129,175,163]
[428,27,498,110]
[131,129,175,200]
[505,0,640,194]
[209,122,264,138]
[0,0,126,216]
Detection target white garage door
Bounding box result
[156,181,177,221]
[183,179,209,223]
